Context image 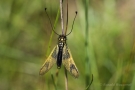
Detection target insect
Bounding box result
[39,1,79,78]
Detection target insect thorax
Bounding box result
[58,35,67,49]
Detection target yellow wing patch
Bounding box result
[39,46,58,75]
[62,46,79,78]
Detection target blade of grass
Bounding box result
[127,41,135,90]
[131,72,135,90]
[125,41,135,77]
[104,58,123,90]
[51,74,58,90]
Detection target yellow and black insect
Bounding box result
[39,2,79,78]
[39,35,79,78]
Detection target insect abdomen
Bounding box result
[57,49,63,69]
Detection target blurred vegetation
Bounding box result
[0,0,135,90]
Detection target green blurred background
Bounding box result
[0,0,135,90]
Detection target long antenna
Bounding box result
[45,8,59,35]
[64,0,68,35]
[66,11,77,36]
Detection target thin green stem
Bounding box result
[65,68,68,90]
[51,74,57,90]
[60,0,64,35]
[84,0,91,89]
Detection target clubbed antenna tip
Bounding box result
[45,8,47,11]
[75,11,78,14]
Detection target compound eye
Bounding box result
[59,38,61,41]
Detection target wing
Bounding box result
[62,45,79,78]
[39,45,58,75]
